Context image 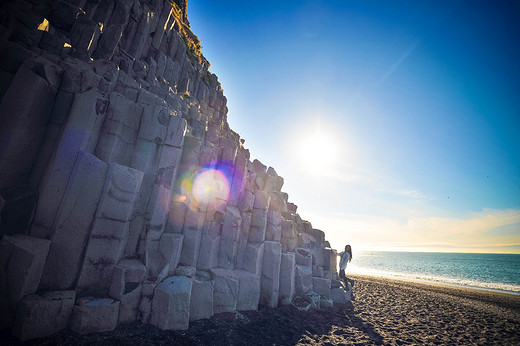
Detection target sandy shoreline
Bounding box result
[350,274,520,318]
[2,274,519,345]
[348,274,520,344]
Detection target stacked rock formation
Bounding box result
[0,0,351,341]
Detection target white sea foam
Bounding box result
[347,253,520,295]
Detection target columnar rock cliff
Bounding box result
[0,0,350,341]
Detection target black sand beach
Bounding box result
[2,274,519,345]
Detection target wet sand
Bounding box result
[2,274,519,345]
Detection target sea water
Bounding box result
[348,251,520,295]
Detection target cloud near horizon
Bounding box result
[307,208,520,253]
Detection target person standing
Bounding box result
[339,244,354,288]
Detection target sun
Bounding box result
[299,129,338,176]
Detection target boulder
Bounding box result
[312,277,331,297]
[150,276,193,330]
[69,297,120,334]
[303,291,320,310]
[12,290,75,342]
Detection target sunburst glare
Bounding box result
[298,127,338,176]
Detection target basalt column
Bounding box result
[0,0,350,341]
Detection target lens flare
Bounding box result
[192,168,230,210]
[174,162,234,212]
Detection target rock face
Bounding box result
[150,276,192,330]
[69,297,120,334]
[0,0,350,340]
[12,290,75,341]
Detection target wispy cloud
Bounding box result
[407,208,520,238]
[307,208,520,253]
[375,40,421,86]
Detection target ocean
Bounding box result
[347,251,520,295]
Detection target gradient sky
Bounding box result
[188,0,520,253]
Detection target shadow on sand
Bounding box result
[1,303,384,345]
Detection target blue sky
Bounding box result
[188,0,520,253]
